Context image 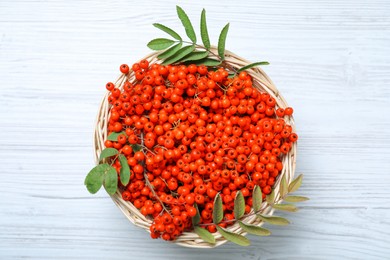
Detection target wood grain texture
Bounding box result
[1,0,389,259]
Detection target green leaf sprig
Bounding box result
[147,6,269,70]
[147,6,222,66]
[192,174,308,246]
[85,145,132,195]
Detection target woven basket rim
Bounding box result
[93,47,297,248]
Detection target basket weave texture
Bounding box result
[93,47,297,248]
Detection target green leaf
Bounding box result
[200,9,210,50]
[239,221,271,236]
[234,191,245,219]
[216,226,250,246]
[84,164,106,194]
[252,185,262,212]
[272,203,298,212]
[131,144,142,153]
[157,42,183,60]
[194,226,215,244]
[107,131,126,142]
[153,23,182,41]
[266,188,275,205]
[289,174,304,193]
[192,203,201,226]
[99,148,118,161]
[191,58,221,66]
[84,163,115,194]
[147,38,175,50]
[181,51,209,62]
[162,45,195,65]
[237,62,270,73]
[176,6,196,43]
[213,193,223,224]
[103,165,118,195]
[280,174,288,198]
[118,154,130,186]
[284,195,309,203]
[257,214,290,226]
[207,67,219,72]
[217,23,229,60]
[227,72,236,78]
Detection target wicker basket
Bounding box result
[93,47,297,248]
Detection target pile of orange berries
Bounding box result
[104,59,298,241]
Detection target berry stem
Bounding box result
[176,40,220,60]
[141,145,156,156]
[140,133,172,217]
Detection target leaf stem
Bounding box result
[109,154,120,166]
[177,40,220,60]
[198,192,289,226]
[198,208,263,226]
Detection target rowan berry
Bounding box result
[289,133,298,142]
[132,63,141,71]
[134,151,145,161]
[113,122,123,132]
[120,64,129,74]
[133,164,143,174]
[106,82,115,91]
[139,59,149,69]
[122,191,131,201]
[207,225,217,233]
[195,194,205,204]
[284,107,294,116]
[187,206,197,217]
[135,70,145,81]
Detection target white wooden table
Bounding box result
[1,0,389,259]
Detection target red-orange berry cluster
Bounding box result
[104,60,298,241]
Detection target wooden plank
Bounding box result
[0,0,390,259]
